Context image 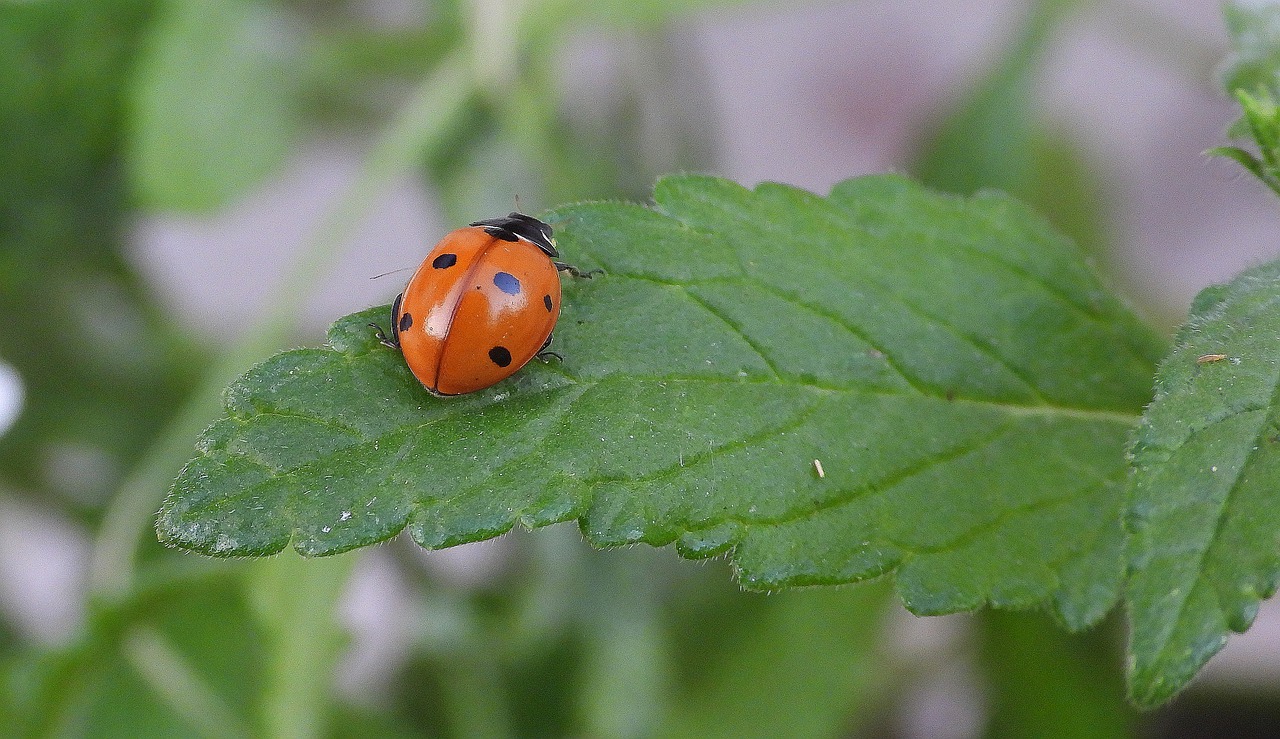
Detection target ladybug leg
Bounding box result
[553,261,602,279]
[369,323,399,349]
[370,293,403,349]
[536,333,563,362]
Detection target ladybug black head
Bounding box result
[470,212,558,258]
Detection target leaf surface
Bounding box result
[1126,260,1280,706]
[159,174,1163,627]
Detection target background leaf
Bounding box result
[659,582,892,738]
[128,0,298,211]
[978,610,1134,737]
[1126,258,1280,707]
[3,571,262,737]
[1221,2,1280,102]
[912,0,1082,198]
[158,174,1163,629]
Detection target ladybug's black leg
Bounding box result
[371,293,403,349]
[536,333,563,362]
[369,324,398,349]
[553,261,602,279]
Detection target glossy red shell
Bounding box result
[393,226,561,395]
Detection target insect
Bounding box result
[1196,353,1228,364]
[372,213,596,396]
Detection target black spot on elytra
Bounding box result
[489,346,512,367]
[543,294,553,312]
[493,271,521,295]
[398,312,413,332]
[432,253,457,269]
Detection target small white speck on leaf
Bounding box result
[322,526,331,533]
[340,511,352,521]
[813,459,825,478]
[1211,466,1218,472]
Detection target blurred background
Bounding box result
[2,0,1279,736]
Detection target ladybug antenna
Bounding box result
[369,266,412,280]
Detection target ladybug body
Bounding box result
[384,213,581,396]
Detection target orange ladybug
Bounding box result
[373,213,595,396]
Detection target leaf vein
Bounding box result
[680,288,784,380]
[735,418,1019,530]
[1152,349,1280,664]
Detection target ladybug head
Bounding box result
[470,212,558,258]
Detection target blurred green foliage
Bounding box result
[1211,90,1280,198]
[0,0,205,505]
[1221,2,1280,109]
[129,0,300,212]
[1212,3,1280,197]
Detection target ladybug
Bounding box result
[372,213,596,396]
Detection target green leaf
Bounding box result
[1126,259,1280,707]
[1216,5,1280,198]
[127,0,297,211]
[979,611,1133,737]
[6,574,264,737]
[158,174,1163,628]
[1221,2,1280,100]
[1206,145,1269,182]
[1211,92,1280,198]
[660,583,892,738]
[1241,90,1280,168]
[913,0,1083,197]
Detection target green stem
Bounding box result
[249,551,357,739]
[87,50,476,602]
[578,552,668,739]
[124,626,255,739]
